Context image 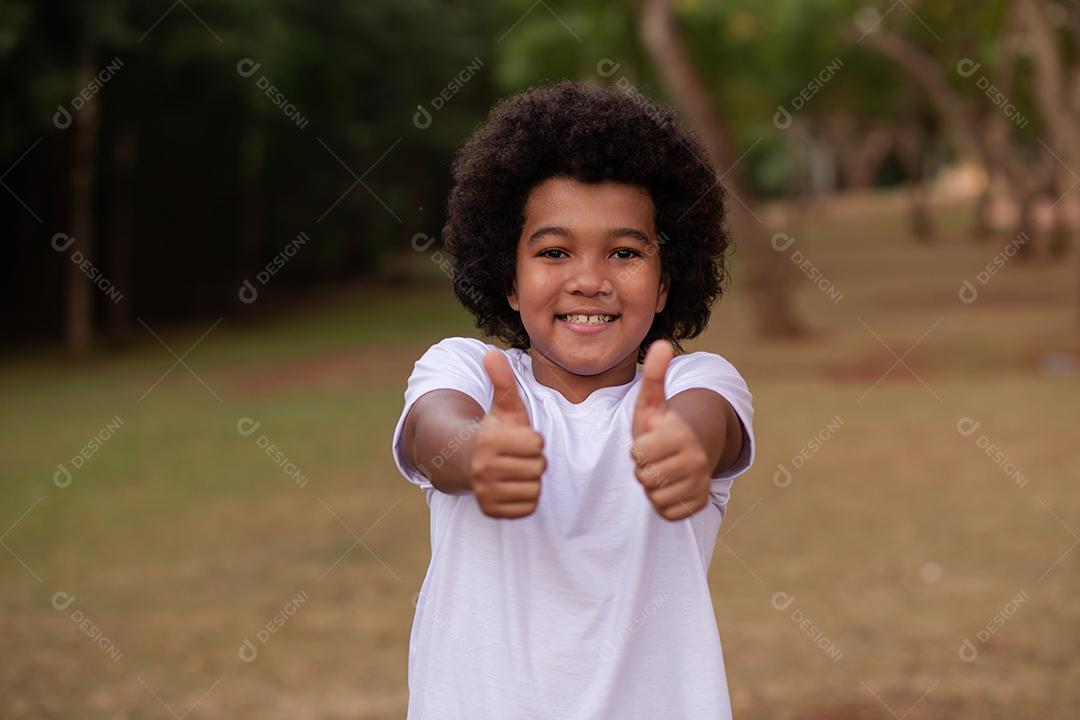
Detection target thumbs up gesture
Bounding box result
[631,340,712,521]
[467,351,545,519]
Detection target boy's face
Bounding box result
[508,177,669,376]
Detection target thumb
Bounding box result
[483,350,529,425]
[633,339,673,436]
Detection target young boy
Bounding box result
[391,81,755,719]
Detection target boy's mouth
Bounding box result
[555,312,621,335]
[555,313,620,325]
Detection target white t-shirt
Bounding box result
[391,336,756,720]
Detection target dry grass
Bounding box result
[1,191,1077,718]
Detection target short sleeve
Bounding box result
[390,337,496,491]
[664,351,756,508]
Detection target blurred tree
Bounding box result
[1015,0,1079,261]
[856,0,1056,256]
[639,0,804,337]
[7,0,1072,347]
[1,0,502,352]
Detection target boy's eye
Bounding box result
[536,248,641,260]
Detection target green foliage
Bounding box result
[1,0,1065,338]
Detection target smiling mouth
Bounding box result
[556,313,620,325]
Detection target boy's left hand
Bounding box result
[631,340,713,521]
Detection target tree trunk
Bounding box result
[859,26,1032,201]
[838,126,893,190]
[1014,191,1038,261]
[67,48,100,361]
[638,0,802,337]
[786,120,813,224]
[1048,172,1072,259]
[896,121,934,241]
[1018,0,1080,265]
[1017,0,1080,176]
[107,122,138,348]
[971,185,993,242]
[236,129,267,309]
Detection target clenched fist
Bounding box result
[631,340,713,521]
[467,351,546,519]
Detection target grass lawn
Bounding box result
[2,192,1078,719]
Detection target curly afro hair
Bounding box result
[443,80,732,362]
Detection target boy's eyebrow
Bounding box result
[607,227,653,244]
[526,225,571,244]
[526,225,654,245]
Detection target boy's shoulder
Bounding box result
[417,337,517,377]
[663,349,750,397]
[668,349,740,374]
[424,336,500,359]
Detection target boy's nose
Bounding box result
[566,263,614,297]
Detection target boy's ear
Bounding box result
[655,273,669,314]
[507,280,519,311]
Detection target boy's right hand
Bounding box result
[468,351,545,519]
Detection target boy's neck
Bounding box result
[526,347,639,404]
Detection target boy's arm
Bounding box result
[403,389,484,495]
[669,389,746,477]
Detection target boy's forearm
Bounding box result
[404,390,484,494]
[669,388,745,477]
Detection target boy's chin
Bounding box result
[543,346,632,377]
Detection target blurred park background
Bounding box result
[2,0,1079,718]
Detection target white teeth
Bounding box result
[561,314,616,324]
